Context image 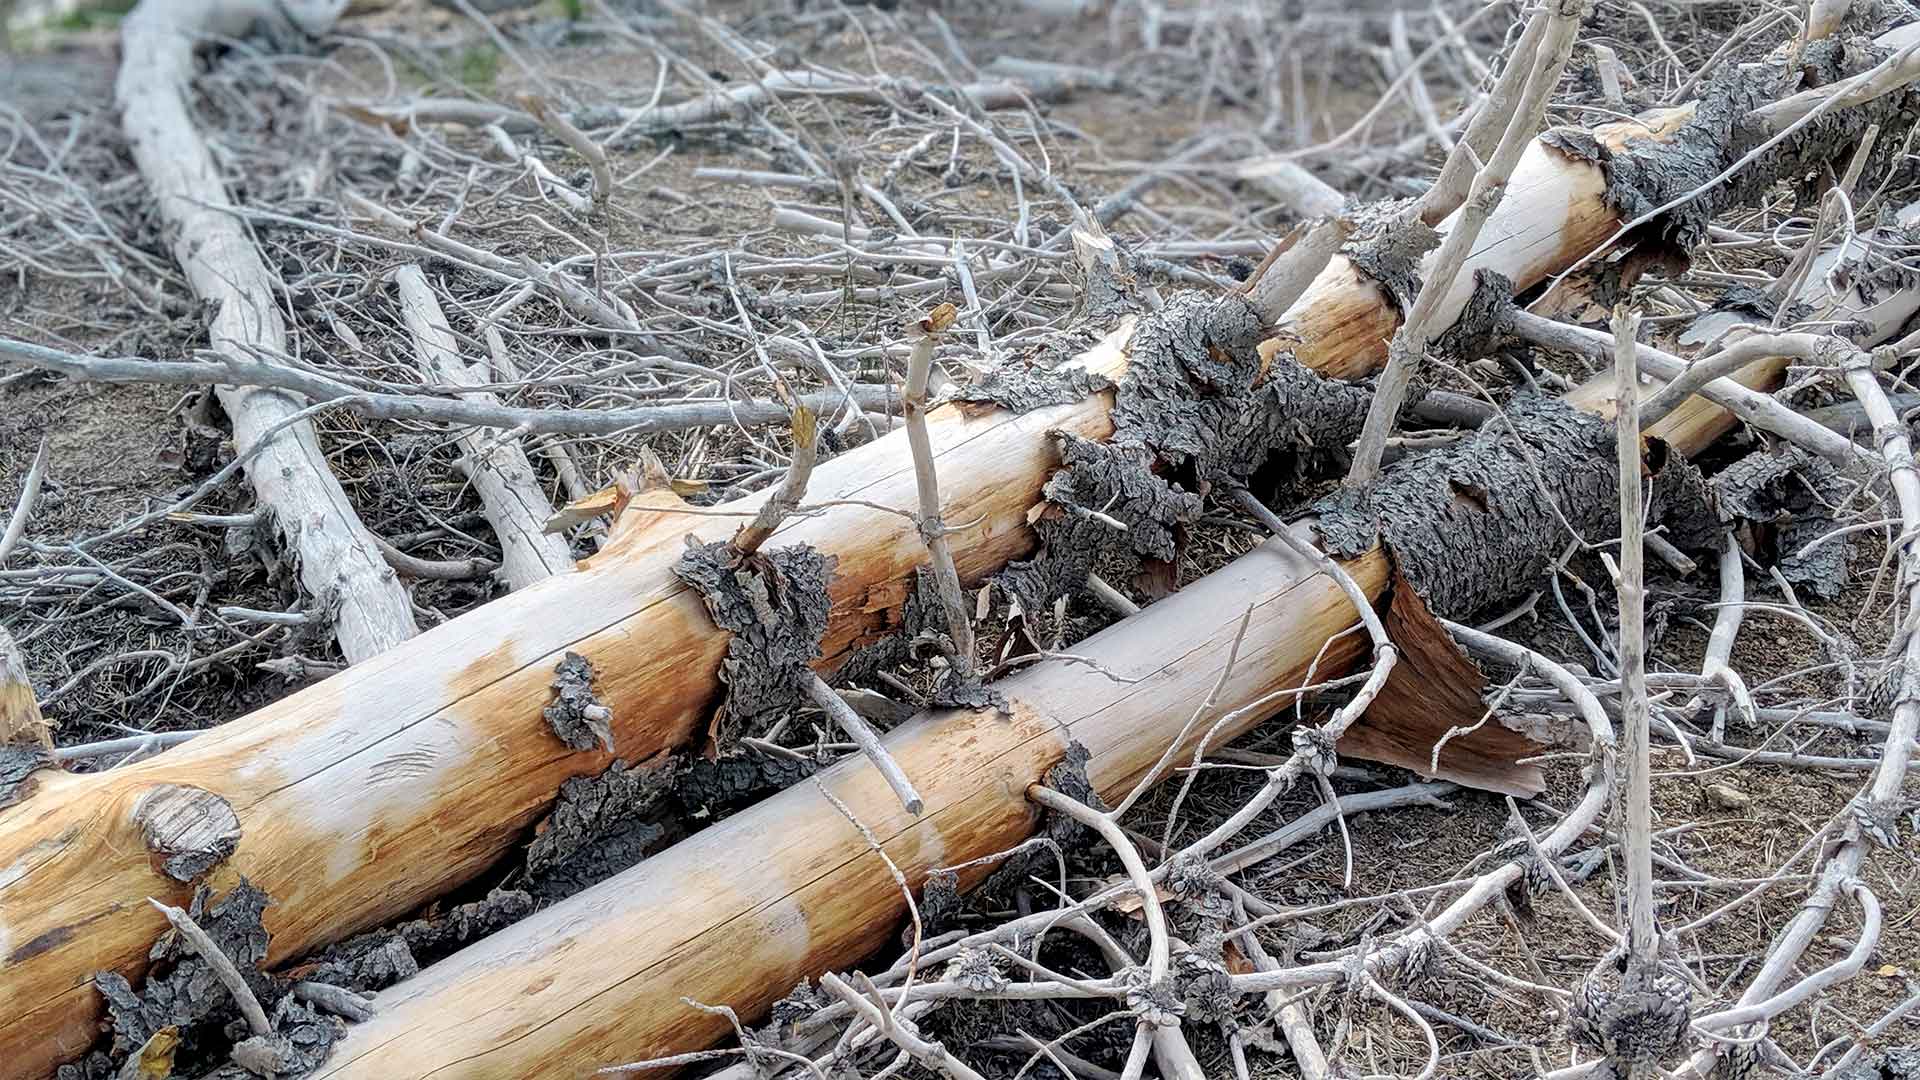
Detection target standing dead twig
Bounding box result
[1346,0,1585,489]
[1611,306,1659,980]
[0,436,48,568]
[903,304,977,684]
[729,405,820,559]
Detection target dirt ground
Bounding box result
[5,0,1920,1077]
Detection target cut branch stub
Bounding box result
[133,785,243,884]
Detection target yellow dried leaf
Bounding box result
[132,1027,180,1079]
[923,302,959,334]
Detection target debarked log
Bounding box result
[0,73,1909,1076]
[304,355,1790,1078]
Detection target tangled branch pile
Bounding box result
[4,0,1920,1078]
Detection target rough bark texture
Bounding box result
[1313,395,1716,621]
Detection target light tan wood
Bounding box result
[314,531,1390,1079]
[0,626,48,751]
[0,106,1690,1079]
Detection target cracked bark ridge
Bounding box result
[1433,270,1518,363]
[975,741,1103,903]
[1313,395,1715,620]
[996,293,1370,614]
[133,784,243,884]
[0,742,52,809]
[525,757,676,902]
[94,881,276,1063]
[1715,445,1855,598]
[302,890,535,993]
[1543,49,1916,252]
[672,749,818,818]
[953,362,1116,413]
[543,651,614,754]
[674,540,835,750]
[1340,200,1443,311]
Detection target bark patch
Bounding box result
[1543,48,1917,252]
[674,540,835,749]
[0,742,52,809]
[997,292,1372,613]
[1314,395,1716,620]
[1715,445,1855,599]
[525,756,676,901]
[543,651,614,754]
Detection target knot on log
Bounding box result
[132,784,242,884]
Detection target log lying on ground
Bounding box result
[306,352,1787,1077]
[116,0,419,661]
[0,82,1902,1077]
[393,265,573,589]
[304,196,1920,1077]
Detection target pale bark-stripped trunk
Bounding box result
[309,212,1920,1078]
[0,107,1820,1078]
[305,362,1776,1079]
[393,265,573,589]
[116,0,417,660]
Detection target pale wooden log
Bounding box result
[393,265,573,589]
[308,338,1774,1076]
[115,0,417,661]
[312,525,1392,1079]
[0,625,48,751]
[0,104,1757,1078]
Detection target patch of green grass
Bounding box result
[49,0,137,32]
[456,42,501,93]
[555,0,583,21]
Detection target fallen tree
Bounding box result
[115,0,419,661]
[3,16,1915,1078]
[307,261,1920,1076]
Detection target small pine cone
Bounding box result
[950,946,1008,994]
[1569,963,1692,1073]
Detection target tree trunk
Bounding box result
[116,0,419,661]
[305,347,1781,1078]
[0,105,1856,1079]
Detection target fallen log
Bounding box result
[392,265,573,590]
[116,0,419,661]
[306,197,1920,1078]
[1,68,1907,1078]
[303,354,1789,1078]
